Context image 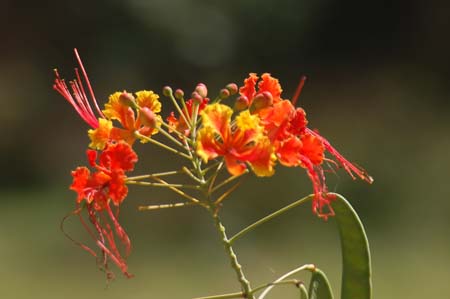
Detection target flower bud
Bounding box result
[191,91,203,105]
[219,88,230,100]
[225,83,238,95]
[250,91,273,112]
[139,107,157,128]
[162,86,173,97]
[195,83,208,98]
[234,95,249,111]
[119,91,137,108]
[174,89,184,100]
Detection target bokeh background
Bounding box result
[1,0,449,298]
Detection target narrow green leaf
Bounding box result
[308,268,334,299]
[331,193,372,299]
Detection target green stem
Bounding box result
[158,125,186,148]
[257,264,315,299]
[192,291,244,299]
[166,90,191,129]
[134,132,192,160]
[212,214,255,299]
[159,120,186,140]
[211,170,247,193]
[299,283,309,299]
[126,180,200,190]
[138,202,198,211]
[229,194,314,245]
[250,279,302,295]
[126,170,183,180]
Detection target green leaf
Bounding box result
[308,268,334,299]
[331,193,372,299]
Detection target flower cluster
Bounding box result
[195,73,373,217]
[54,49,372,279]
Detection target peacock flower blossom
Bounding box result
[238,73,373,219]
[197,103,275,177]
[69,141,138,278]
[94,90,162,148]
[54,50,162,150]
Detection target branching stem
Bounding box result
[212,214,255,299]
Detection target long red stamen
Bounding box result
[60,208,97,258]
[291,75,307,106]
[74,49,105,118]
[106,205,131,256]
[299,155,335,220]
[73,71,98,124]
[53,48,106,128]
[306,128,374,184]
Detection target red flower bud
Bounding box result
[162,86,173,97]
[250,91,273,112]
[139,107,157,128]
[195,83,208,98]
[219,88,230,100]
[234,95,249,111]
[226,83,238,95]
[119,91,137,108]
[191,91,203,105]
[174,89,184,100]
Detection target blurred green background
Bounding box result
[1,0,449,298]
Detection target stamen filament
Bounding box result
[291,75,307,106]
[74,48,105,118]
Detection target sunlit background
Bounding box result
[1,0,449,298]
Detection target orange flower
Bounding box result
[53,50,161,150]
[69,142,138,278]
[88,91,162,149]
[239,73,283,108]
[197,103,275,177]
[238,73,372,219]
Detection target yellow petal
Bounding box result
[135,90,162,113]
[88,118,112,150]
[200,103,232,136]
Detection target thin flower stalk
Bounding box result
[126,180,200,190]
[138,202,198,211]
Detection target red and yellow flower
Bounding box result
[69,141,138,278]
[53,50,162,151]
[237,73,373,218]
[88,90,162,150]
[197,103,275,177]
